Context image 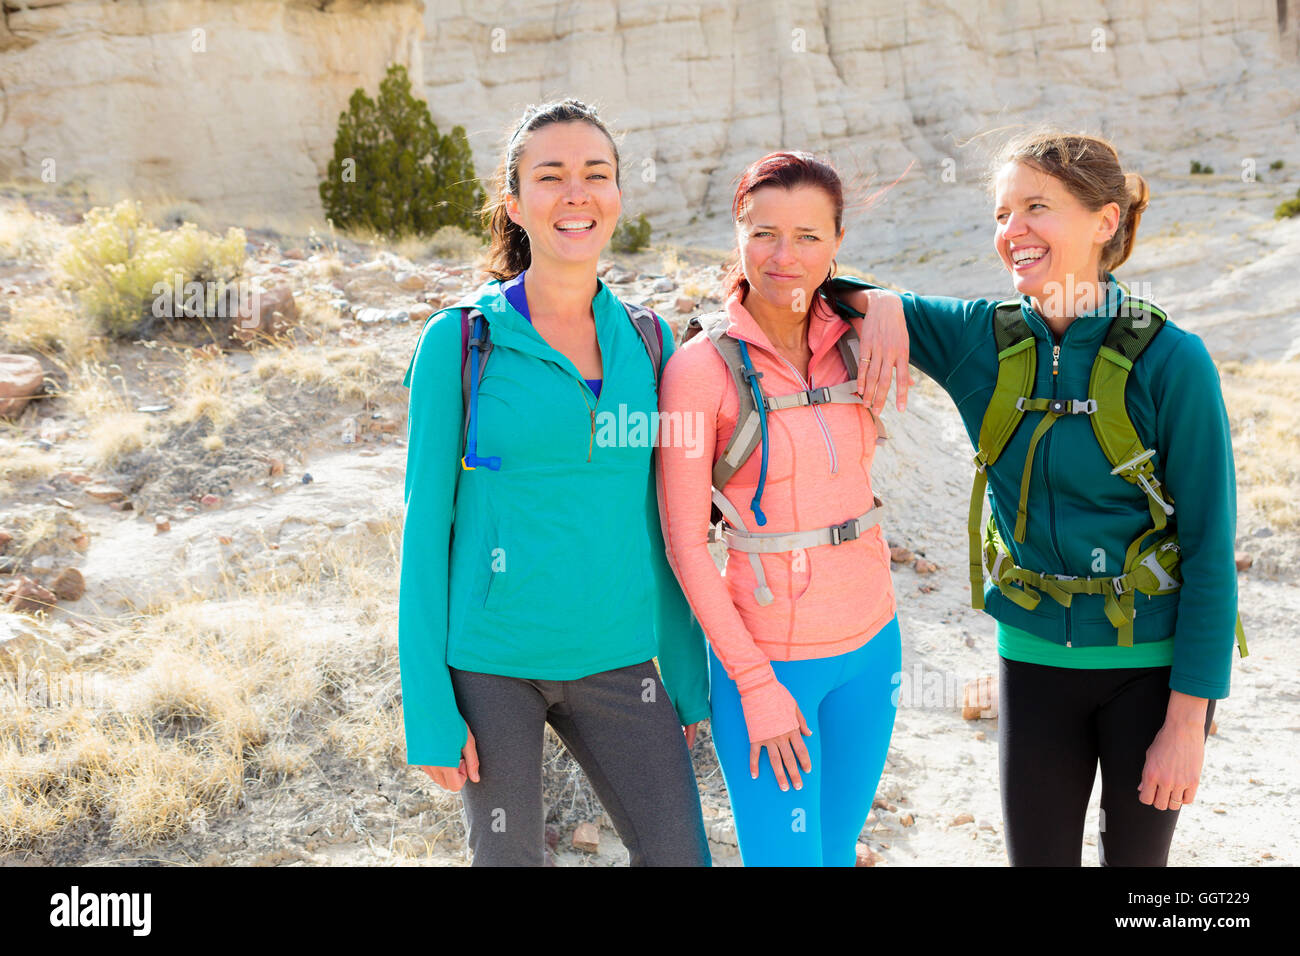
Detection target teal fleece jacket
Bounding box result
[831,275,1239,699]
[398,278,711,767]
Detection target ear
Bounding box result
[505,193,522,227]
[833,225,846,259]
[1097,201,1120,245]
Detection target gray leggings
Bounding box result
[448,660,711,866]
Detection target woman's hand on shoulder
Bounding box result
[419,727,481,793]
[850,289,912,414]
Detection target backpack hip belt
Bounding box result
[684,309,886,607]
[966,296,1246,656]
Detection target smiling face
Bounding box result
[737,184,843,314]
[994,161,1119,314]
[506,121,621,271]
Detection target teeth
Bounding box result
[1012,247,1046,264]
[556,221,594,231]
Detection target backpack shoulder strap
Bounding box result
[689,311,762,492]
[1088,296,1172,532]
[969,300,1036,610]
[977,300,1038,468]
[622,300,664,388]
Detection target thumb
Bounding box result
[796,705,812,736]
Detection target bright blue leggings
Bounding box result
[709,615,902,866]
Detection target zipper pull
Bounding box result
[1052,344,1060,376]
[587,407,595,462]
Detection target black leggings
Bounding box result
[999,656,1216,867]
[448,660,711,867]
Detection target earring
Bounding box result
[825,259,838,284]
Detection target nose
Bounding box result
[771,236,797,264]
[563,176,589,204]
[1002,211,1029,240]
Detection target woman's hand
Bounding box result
[846,289,912,414]
[1138,692,1209,811]
[419,727,481,793]
[749,705,813,791]
[684,721,702,749]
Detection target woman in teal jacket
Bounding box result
[398,99,710,866]
[835,130,1243,866]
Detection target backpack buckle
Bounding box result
[830,518,860,545]
[807,386,832,405]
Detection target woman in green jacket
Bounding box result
[397,99,711,866]
[835,130,1243,866]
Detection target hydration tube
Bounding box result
[737,340,768,526]
[462,314,502,471]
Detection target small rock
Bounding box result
[301,473,313,484]
[675,295,696,313]
[651,277,676,293]
[977,819,996,832]
[606,269,634,284]
[268,458,284,477]
[544,825,559,851]
[572,822,600,853]
[200,494,221,509]
[408,303,435,322]
[216,535,233,545]
[889,545,914,564]
[962,676,998,720]
[854,844,881,867]
[2,576,57,614]
[950,813,975,827]
[974,731,986,741]
[1212,807,1226,814]
[283,248,306,260]
[913,557,938,574]
[84,484,125,502]
[356,307,387,325]
[71,534,89,552]
[50,567,85,601]
[386,309,410,323]
[899,813,915,827]
[1235,552,1253,572]
[54,497,76,509]
[0,354,45,419]
[155,515,171,534]
[0,530,10,553]
[396,272,426,292]
[1209,719,1218,736]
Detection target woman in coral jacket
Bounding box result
[398,99,710,866]
[657,151,902,866]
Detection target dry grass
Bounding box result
[0,205,65,266]
[0,436,61,498]
[0,508,414,853]
[1220,357,1300,530]
[252,343,389,402]
[0,293,106,368]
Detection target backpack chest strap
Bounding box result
[762,379,862,411]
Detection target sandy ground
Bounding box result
[1,170,1297,866]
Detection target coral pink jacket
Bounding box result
[656,292,897,743]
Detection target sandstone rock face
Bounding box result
[0,0,424,224]
[1,0,1296,238]
[423,0,1300,231]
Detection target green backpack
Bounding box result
[970,296,1247,655]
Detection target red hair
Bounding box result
[721,151,845,301]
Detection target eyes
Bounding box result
[995,203,1047,224]
[537,173,609,182]
[751,230,821,240]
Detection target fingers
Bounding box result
[778,738,803,791]
[896,357,911,412]
[750,743,761,780]
[684,723,697,750]
[764,742,790,790]
[795,705,812,737]
[864,349,887,415]
[463,730,481,784]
